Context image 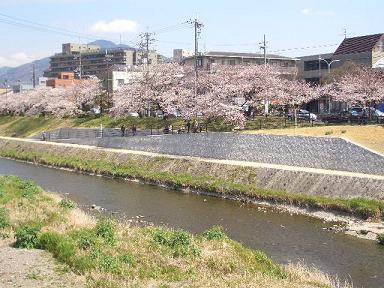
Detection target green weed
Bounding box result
[0,207,10,229]
[39,231,76,263]
[378,233,384,245]
[153,228,200,257]
[59,198,76,209]
[95,218,116,245]
[14,222,41,249]
[202,226,227,240]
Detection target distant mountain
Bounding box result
[0,67,11,75]
[88,40,134,50]
[0,57,49,86]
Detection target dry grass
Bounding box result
[245,125,384,154]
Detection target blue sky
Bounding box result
[0,0,382,67]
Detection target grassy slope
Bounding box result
[0,115,191,138]
[0,139,383,221]
[245,125,384,154]
[0,176,337,288]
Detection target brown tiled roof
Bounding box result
[334,33,383,55]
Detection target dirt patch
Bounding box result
[0,245,84,288]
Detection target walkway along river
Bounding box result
[1,157,383,288]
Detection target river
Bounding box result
[0,158,383,288]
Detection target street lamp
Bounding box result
[318,57,340,113]
[318,57,340,74]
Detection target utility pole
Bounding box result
[104,50,113,114]
[259,34,267,66]
[138,32,155,65]
[259,34,269,114]
[187,18,203,116]
[32,63,36,88]
[138,32,155,116]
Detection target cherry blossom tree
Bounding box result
[111,63,320,127]
[336,66,384,105]
[0,79,102,117]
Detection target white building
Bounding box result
[111,65,142,91]
[173,49,194,63]
[38,77,48,86]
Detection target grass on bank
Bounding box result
[0,175,344,288]
[0,115,233,138]
[245,125,384,154]
[0,142,383,222]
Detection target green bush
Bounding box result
[59,198,76,209]
[0,207,10,229]
[96,218,116,245]
[378,233,384,245]
[72,255,95,274]
[74,229,97,250]
[14,222,41,248]
[153,228,200,257]
[39,231,76,262]
[20,180,41,199]
[202,226,227,240]
[98,255,122,274]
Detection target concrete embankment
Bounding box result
[1,136,383,201]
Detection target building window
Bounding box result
[117,79,125,86]
[229,59,236,65]
[196,58,203,67]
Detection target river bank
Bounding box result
[0,137,383,243]
[0,175,345,288]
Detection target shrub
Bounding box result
[202,226,227,240]
[39,232,76,263]
[75,229,97,250]
[153,228,200,257]
[95,218,116,245]
[341,130,347,134]
[72,255,95,274]
[14,223,41,249]
[98,255,121,274]
[378,233,384,245]
[0,207,10,229]
[20,180,41,199]
[59,198,76,209]
[325,131,333,136]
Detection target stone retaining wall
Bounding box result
[0,137,383,199]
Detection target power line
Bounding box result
[269,43,339,53]
[0,12,109,41]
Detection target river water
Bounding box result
[0,158,383,288]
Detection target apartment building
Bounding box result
[44,43,159,79]
[182,51,298,75]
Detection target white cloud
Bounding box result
[0,52,33,67]
[301,8,334,16]
[89,19,138,34]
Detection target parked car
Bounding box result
[287,109,317,121]
[89,107,101,114]
[349,106,364,117]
